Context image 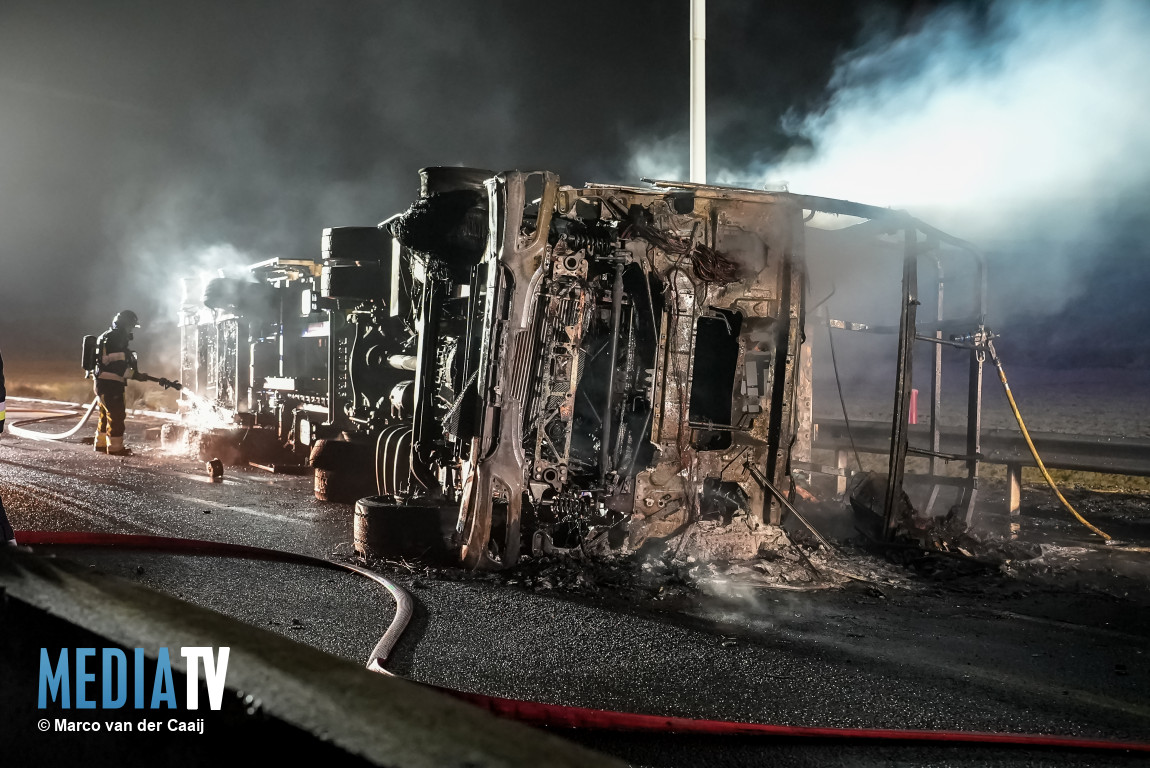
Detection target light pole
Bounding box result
[690,0,706,183]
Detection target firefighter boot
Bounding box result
[107,435,133,457]
[94,431,108,452]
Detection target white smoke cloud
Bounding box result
[627,133,687,184]
[102,169,269,373]
[611,0,1150,382]
[736,0,1150,227]
[691,0,1150,338]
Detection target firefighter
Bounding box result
[94,310,145,456]
[0,347,15,544]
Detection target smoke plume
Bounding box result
[776,1,1150,364]
[760,2,1150,210]
[0,0,686,373]
[634,0,1150,366]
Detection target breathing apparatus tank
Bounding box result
[81,335,98,378]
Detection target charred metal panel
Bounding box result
[381,171,810,567]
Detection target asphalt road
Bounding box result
[2,405,1149,767]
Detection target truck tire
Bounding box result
[202,277,276,317]
[354,496,455,564]
[311,439,375,502]
[321,227,390,262]
[418,166,494,197]
[320,262,387,300]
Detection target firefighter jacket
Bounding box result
[0,348,6,433]
[94,327,138,386]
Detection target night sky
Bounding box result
[1,0,1147,373]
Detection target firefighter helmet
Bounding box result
[112,310,140,330]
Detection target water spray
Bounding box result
[177,389,240,430]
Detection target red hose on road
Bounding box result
[13,529,1150,755]
[436,689,1150,751]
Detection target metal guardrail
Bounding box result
[813,420,1150,478]
[809,419,1150,517]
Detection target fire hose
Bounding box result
[5,398,100,441]
[10,529,1150,755]
[984,339,1113,542]
[7,373,182,442]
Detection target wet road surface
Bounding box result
[3,405,1149,766]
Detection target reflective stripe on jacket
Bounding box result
[94,328,136,385]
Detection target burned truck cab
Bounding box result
[380,169,809,568]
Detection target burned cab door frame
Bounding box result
[636,181,809,532]
[457,171,560,569]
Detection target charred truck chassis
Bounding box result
[178,168,989,568]
[178,169,809,568]
[382,169,808,568]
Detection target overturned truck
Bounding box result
[383,169,809,568]
[180,168,988,568]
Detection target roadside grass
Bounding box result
[5,360,178,412]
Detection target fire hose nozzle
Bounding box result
[137,372,183,391]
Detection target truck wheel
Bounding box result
[322,227,390,261]
[354,496,454,564]
[311,439,375,503]
[202,277,276,318]
[315,467,373,503]
[320,262,387,300]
